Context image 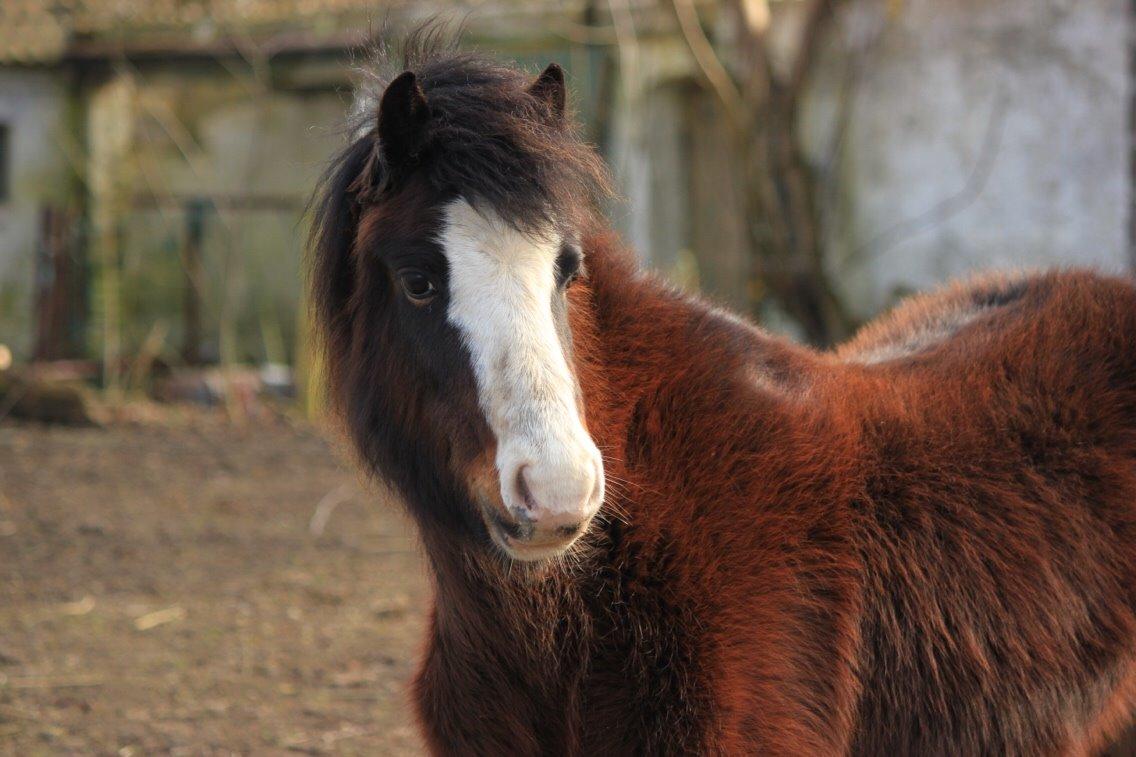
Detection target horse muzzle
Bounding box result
[482,441,604,560]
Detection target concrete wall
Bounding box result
[0,67,73,358]
[805,0,1131,318]
[606,0,1130,331]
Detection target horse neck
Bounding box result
[569,229,803,461]
[416,234,693,640]
[421,526,596,676]
[421,228,805,650]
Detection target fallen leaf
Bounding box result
[134,605,186,631]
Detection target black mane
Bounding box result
[310,26,613,366]
[306,27,614,539]
[345,27,611,234]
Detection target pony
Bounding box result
[309,36,1136,755]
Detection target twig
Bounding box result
[58,596,96,617]
[125,320,169,392]
[552,19,619,46]
[819,11,884,232]
[727,0,774,117]
[0,380,29,424]
[785,0,838,123]
[310,484,355,536]
[672,0,747,132]
[608,0,641,105]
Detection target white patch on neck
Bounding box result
[439,199,602,521]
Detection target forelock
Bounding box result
[353,24,613,234]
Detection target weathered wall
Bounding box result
[805,0,1131,318]
[85,58,349,365]
[608,37,683,262]
[88,45,588,368]
[4,0,1129,362]
[0,67,73,358]
[607,0,1130,331]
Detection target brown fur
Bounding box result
[310,40,1136,756]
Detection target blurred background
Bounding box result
[0,0,1131,753]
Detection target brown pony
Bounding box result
[310,37,1136,755]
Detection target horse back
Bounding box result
[837,269,1136,754]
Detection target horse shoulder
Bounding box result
[615,311,867,752]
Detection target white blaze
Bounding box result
[440,199,602,526]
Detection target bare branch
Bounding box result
[608,0,641,104]
[786,0,839,121]
[724,0,774,116]
[672,0,747,132]
[816,39,864,234]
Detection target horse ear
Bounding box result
[527,63,566,125]
[378,71,430,168]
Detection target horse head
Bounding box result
[311,44,611,561]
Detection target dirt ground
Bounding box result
[0,409,429,755]
[10,409,1136,757]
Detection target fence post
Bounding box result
[32,205,85,361]
[182,199,207,365]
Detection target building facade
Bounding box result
[0,0,1130,365]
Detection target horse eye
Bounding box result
[399,271,437,303]
[556,249,581,289]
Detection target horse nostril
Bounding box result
[515,464,535,511]
[555,522,583,538]
[492,512,532,541]
[506,457,599,532]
